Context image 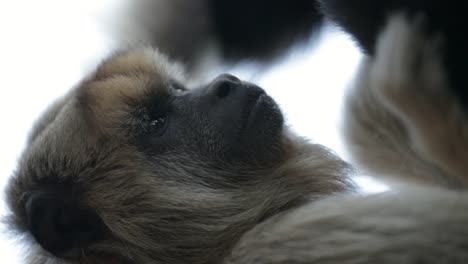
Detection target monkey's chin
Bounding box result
[235,92,284,162]
[244,93,283,132]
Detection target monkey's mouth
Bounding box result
[231,85,283,160]
[240,86,282,134]
[245,93,268,129]
[239,86,266,129]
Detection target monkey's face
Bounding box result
[6,48,285,263]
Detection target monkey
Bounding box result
[107,0,325,67]
[6,1,468,264]
[228,13,468,263]
[6,9,468,263]
[5,48,353,263]
[321,0,468,108]
[319,0,468,187]
[121,0,468,188]
[110,0,467,88]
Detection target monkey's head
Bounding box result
[6,48,351,263]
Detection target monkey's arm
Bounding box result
[227,187,468,264]
[322,0,468,114]
[343,14,468,187]
[110,0,323,67]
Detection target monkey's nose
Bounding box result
[209,73,241,98]
[25,191,104,258]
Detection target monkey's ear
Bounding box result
[25,191,104,257]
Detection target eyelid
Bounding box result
[147,96,173,118]
[137,95,172,135]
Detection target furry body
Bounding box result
[5,1,468,264]
[6,49,352,263]
[229,14,468,263]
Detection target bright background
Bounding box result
[0,1,387,262]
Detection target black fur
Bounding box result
[209,1,468,109]
[321,0,468,109]
[208,0,324,61]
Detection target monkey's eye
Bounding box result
[148,115,167,133]
[141,97,172,136]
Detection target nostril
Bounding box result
[215,81,232,98]
[212,74,241,99]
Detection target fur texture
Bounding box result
[227,15,468,263]
[110,0,324,66]
[227,186,468,263]
[321,0,468,109]
[6,3,468,264]
[344,15,468,187]
[6,48,352,263]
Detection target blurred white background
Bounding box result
[0,1,386,262]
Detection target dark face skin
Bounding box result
[136,73,284,164]
[6,49,286,263]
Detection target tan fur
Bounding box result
[344,15,468,187]
[368,16,468,184]
[227,15,468,263]
[77,49,185,134]
[227,186,468,263]
[6,46,352,263]
[6,14,468,264]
